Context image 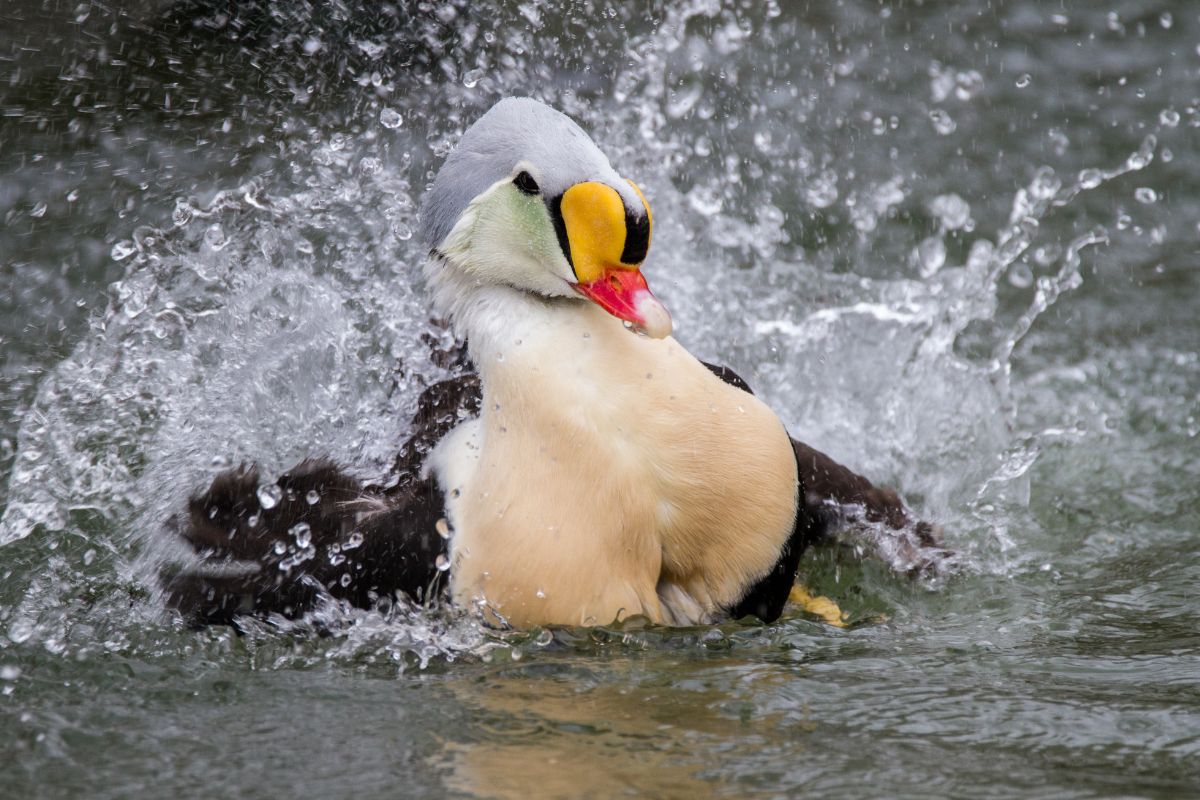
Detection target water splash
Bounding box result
[0,0,1183,664]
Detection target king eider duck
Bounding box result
[164,98,942,630]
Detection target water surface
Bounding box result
[2,1,1198,796]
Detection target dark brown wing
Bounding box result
[790,440,937,545]
[378,373,481,496]
[162,373,483,628]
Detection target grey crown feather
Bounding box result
[419,97,640,249]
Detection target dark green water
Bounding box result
[2,1,1198,797]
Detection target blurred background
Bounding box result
[1,1,1197,796]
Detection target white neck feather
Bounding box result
[424,254,589,367]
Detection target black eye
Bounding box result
[513,171,540,195]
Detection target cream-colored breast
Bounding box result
[428,301,798,628]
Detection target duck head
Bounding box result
[418,97,671,339]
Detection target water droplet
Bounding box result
[929,108,957,135]
[273,540,287,555]
[435,518,451,539]
[1126,135,1156,170]
[340,573,353,587]
[1078,169,1103,190]
[1159,12,1173,29]
[535,588,546,599]
[1015,74,1031,89]
[204,223,228,251]
[1032,244,1062,267]
[30,202,47,218]
[804,170,838,209]
[1029,166,1061,200]
[110,240,135,261]
[392,221,413,241]
[356,38,386,59]
[914,236,946,277]
[6,620,33,644]
[256,483,283,510]
[666,84,703,119]
[1007,263,1034,288]
[1134,187,1157,204]
[534,629,553,647]
[928,193,970,230]
[114,279,149,319]
[462,68,484,89]
[929,66,955,103]
[1047,128,1070,156]
[687,184,724,216]
[435,554,451,572]
[379,108,403,129]
[328,552,345,566]
[291,521,313,548]
[1159,109,1180,128]
[0,665,20,681]
[171,199,194,227]
[966,239,995,272]
[954,70,984,101]
[343,531,364,550]
[306,490,320,505]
